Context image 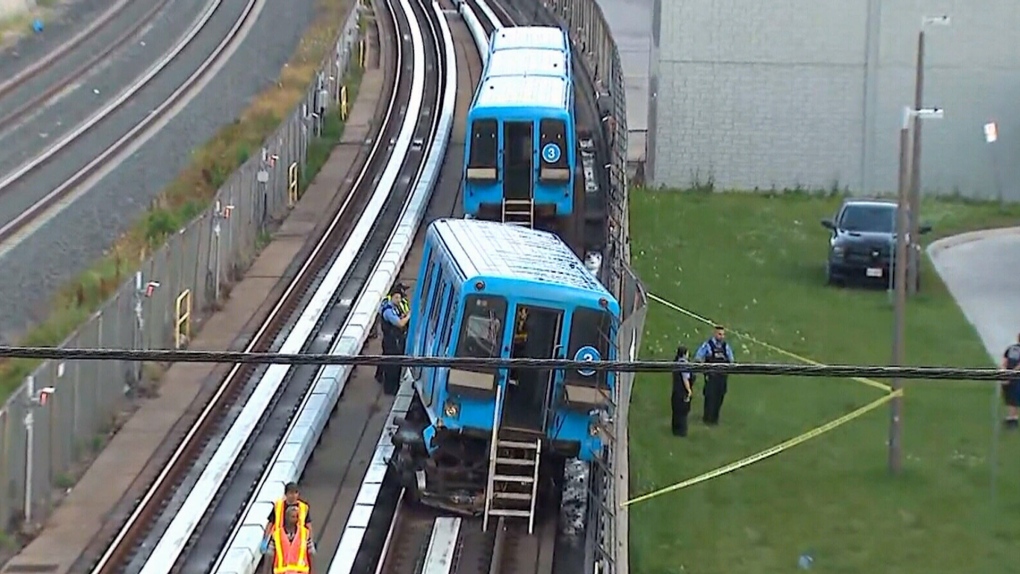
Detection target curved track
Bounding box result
[0,0,262,244]
[366,1,614,572]
[215,1,476,571]
[77,0,421,568]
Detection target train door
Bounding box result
[503,121,533,201]
[503,304,562,432]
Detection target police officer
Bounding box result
[1001,333,1020,429]
[671,345,694,437]
[377,285,410,395]
[695,325,735,426]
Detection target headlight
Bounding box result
[830,245,845,257]
[588,420,600,437]
[443,400,460,418]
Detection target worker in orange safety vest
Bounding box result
[263,482,312,542]
[262,503,314,574]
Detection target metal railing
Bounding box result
[538,0,646,572]
[0,3,365,531]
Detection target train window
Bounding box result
[565,307,614,386]
[467,119,498,181]
[439,288,457,354]
[539,119,571,182]
[455,295,508,363]
[427,276,447,352]
[413,252,437,339]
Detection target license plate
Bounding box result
[866,267,883,278]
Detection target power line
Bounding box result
[0,346,1013,381]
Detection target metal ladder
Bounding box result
[501,199,534,228]
[482,385,542,534]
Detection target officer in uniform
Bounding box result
[694,325,735,426]
[671,345,694,437]
[1001,333,1020,429]
[377,285,410,395]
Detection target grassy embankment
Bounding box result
[628,188,1020,574]
[0,0,363,403]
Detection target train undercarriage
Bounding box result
[389,393,564,517]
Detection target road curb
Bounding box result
[926,225,1020,257]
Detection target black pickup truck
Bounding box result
[821,199,931,288]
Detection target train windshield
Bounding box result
[539,118,570,181]
[467,119,498,181]
[565,307,614,386]
[456,295,508,366]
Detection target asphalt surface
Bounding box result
[0,0,318,339]
[928,228,1020,361]
[0,0,208,200]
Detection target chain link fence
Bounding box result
[0,4,364,531]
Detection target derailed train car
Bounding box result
[390,219,618,520]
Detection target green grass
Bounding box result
[627,189,1020,574]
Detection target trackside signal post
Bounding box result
[22,375,54,525]
[212,201,234,303]
[132,273,160,390]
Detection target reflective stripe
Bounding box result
[272,523,310,573]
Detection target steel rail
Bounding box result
[85,2,410,570]
[0,0,135,100]
[0,0,175,135]
[0,0,252,244]
[190,0,445,567]
[128,0,442,566]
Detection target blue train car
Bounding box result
[391,219,619,515]
[488,25,570,59]
[483,47,569,80]
[462,72,575,231]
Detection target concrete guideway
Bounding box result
[0,11,383,570]
[928,227,1020,361]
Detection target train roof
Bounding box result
[430,219,614,299]
[489,26,569,53]
[473,75,570,111]
[484,48,569,78]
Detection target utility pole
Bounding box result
[907,15,950,295]
[890,107,912,475]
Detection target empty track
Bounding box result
[0,0,263,245]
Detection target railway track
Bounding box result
[74,0,427,569]
[0,0,261,246]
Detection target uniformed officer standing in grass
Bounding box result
[671,345,694,436]
[1001,333,1020,429]
[695,325,735,426]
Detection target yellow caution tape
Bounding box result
[622,389,902,507]
[647,293,893,392]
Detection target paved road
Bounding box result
[928,227,1020,361]
[0,0,318,339]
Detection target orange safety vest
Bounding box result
[272,499,310,574]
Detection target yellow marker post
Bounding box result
[288,162,299,207]
[174,290,192,349]
[340,85,349,121]
[359,40,366,69]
